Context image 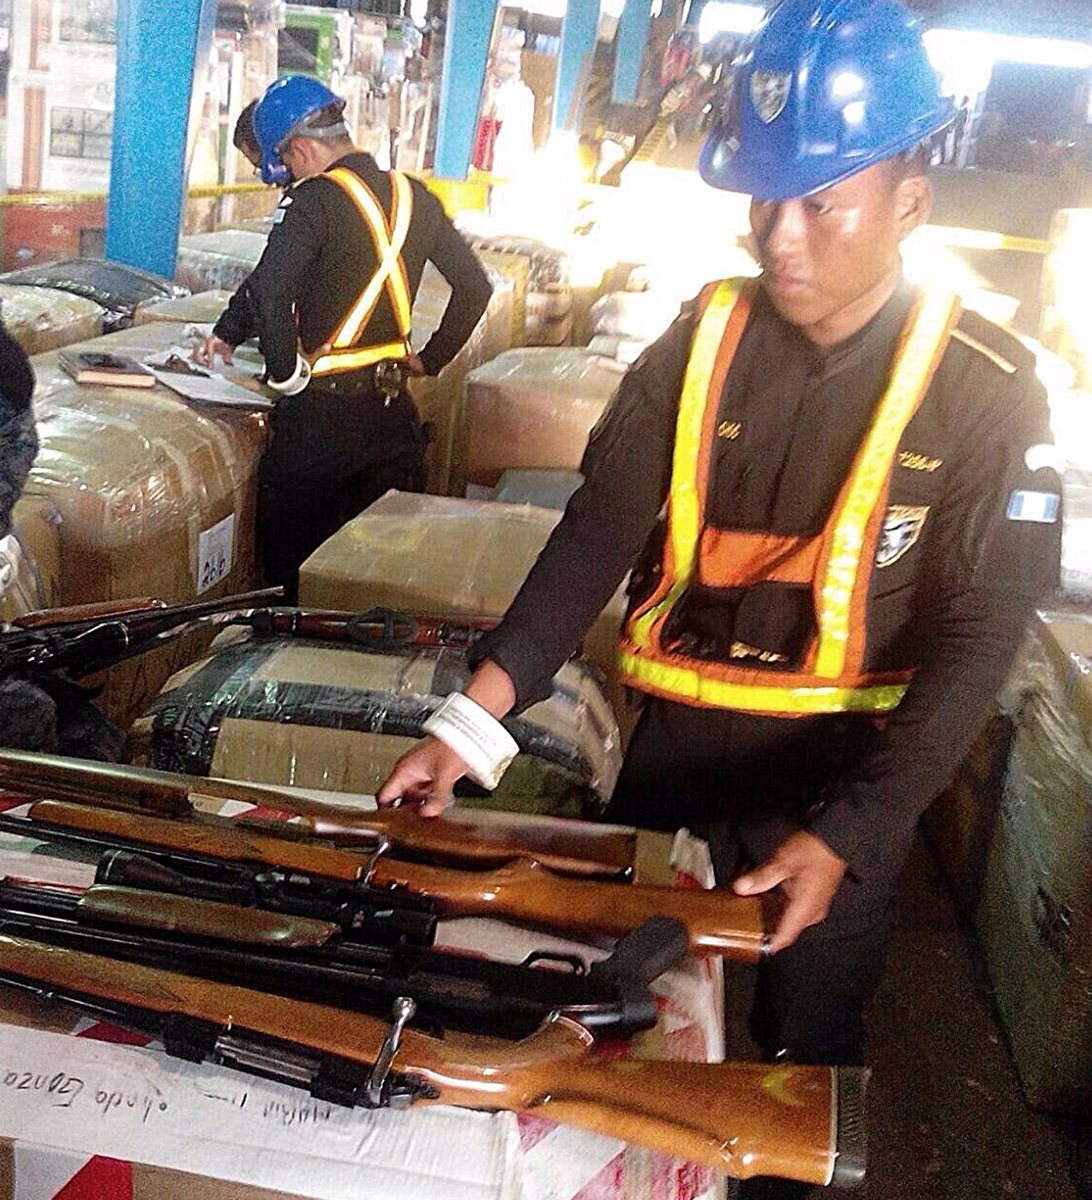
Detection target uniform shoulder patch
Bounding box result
[949,310,1033,377]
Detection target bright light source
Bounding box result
[699,2,765,44]
[925,28,1092,72]
[831,70,864,99]
[843,100,865,126]
[410,0,427,27]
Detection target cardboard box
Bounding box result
[131,637,621,815]
[464,348,623,487]
[27,322,268,727]
[975,610,1092,1114]
[298,491,631,741]
[0,283,104,355]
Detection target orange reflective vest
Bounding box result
[310,168,414,377]
[618,277,962,717]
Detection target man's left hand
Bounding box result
[732,831,847,954]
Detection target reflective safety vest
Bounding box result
[618,277,962,717]
[310,168,414,377]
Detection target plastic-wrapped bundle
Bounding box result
[0,492,63,621]
[174,231,268,293]
[27,322,268,725]
[589,290,682,342]
[133,290,237,326]
[976,610,1092,1114]
[298,490,630,738]
[464,233,573,346]
[0,259,188,334]
[493,469,584,511]
[0,284,104,355]
[130,635,621,817]
[464,348,623,487]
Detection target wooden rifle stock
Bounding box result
[23,801,767,959]
[0,934,865,1185]
[12,598,166,629]
[0,749,636,877]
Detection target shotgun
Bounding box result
[0,868,687,1040]
[1,801,769,959]
[0,749,642,878]
[0,934,868,1186]
[0,588,283,679]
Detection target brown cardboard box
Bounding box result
[298,491,630,733]
[0,283,104,355]
[975,610,1092,1114]
[131,637,621,815]
[27,323,267,726]
[464,348,623,487]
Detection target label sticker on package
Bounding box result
[197,514,235,594]
[1006,490,1060,524]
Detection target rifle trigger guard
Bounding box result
[521,950,587,976]
[365,995,416,1107]
[346,608,420,650]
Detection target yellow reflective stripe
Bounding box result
[814,290,958,678]
[325,168,414,347]
[311,341,407,375]
[619,652,908,714]
[629,279,742,650]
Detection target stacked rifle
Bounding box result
[0,597,869,1186]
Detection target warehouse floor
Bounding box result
[816,835,1082,1199]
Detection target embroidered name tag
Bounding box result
[1006,490,1060,523]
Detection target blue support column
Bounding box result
[554,0,600,132]
[105,0,218,279]
[433,0,500,181]
[613,1,653,105]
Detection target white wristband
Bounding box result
[423,693,519,791]
[268,353,311,396]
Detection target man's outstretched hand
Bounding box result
[376,737,469,817]
[732,830,847,954]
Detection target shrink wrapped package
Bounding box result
[1060,465,1092,601]
[975,610,1092,1113]
[299,490,631,737]
[0,492,63,621]
[0,259,188,334]
[589,289,682,343]
[493,468,584,510]
[26,323,268,726]
[465,233,572,346]
[130,636,621,816]
[475,247,529,347]
[133,289,236,327]
[174,230,268,293]
[464,348,623,487]
[0,284,104,355]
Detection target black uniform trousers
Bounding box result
[258,377,426,603]
[605,698,903,1200]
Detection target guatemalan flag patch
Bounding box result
[1006,490,1060,523]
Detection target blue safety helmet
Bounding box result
[699,0,953,202]
[254,75,346,186]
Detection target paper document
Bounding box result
[143,346,273,410]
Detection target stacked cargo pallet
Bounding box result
[25,321,267,727]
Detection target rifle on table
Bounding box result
[0,861,687,1040]
[0,935,868,1187]
[0,588,283,680]
[225,605,498,651]
[0,749,643,879]
[0,801,768,959]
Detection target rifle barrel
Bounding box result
[0,934,864,1185]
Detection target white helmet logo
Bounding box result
[751,71,792,124]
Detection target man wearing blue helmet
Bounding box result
[380,4,1061,1188]
[199,75,492,601]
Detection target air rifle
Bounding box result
[0,800,768,959]
[0,588,283,680]
[0,749,642,879]
[0,935,868,1187]
[0,864,687,1040]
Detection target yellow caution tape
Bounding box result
[0,182,271,207]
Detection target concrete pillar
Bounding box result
[106,0,218,279]
[613,1,652,105]
[433,0,500,180]
[554,0,601,132]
